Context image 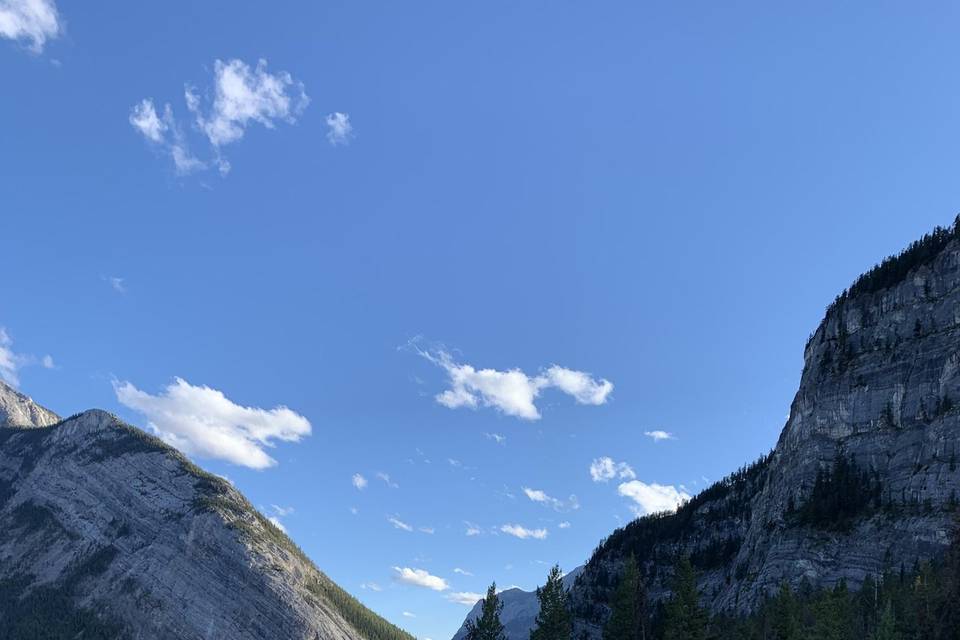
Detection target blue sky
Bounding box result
[4,2,960,638]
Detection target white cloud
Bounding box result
[402,612,416,618]
[500,524,548,540]
[132,58,307,176]
[447,592,484,606]
[589,457,636,483]
[267,516,287,533]
[270,504,294,517]
[418,526,435,534]
[360,582,382,592]
[0,328,49,388]
[644,430,675,442]
[350,506,359,515]
[617,481,691,516]
[325,112,353,146]
[377,472,399,489]
[453,567,473,576]
[414,346,613,420]
[41,354,55,369]
[352,473,368,490]
[392,567,448,591]
[0,0,61,53]
[485,432,506,445]
[388,516,413,532]
[465,522,481,536]
[114,377,311,470]
[558,521,571,529]
[522,487,579,512]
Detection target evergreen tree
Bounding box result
[662,557,707,640]
[770,582,800,640]
[530,565,572,640]
[872,601,899,640]
[464,583,507,640]
[603,555,646,640]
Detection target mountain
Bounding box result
[451,566,583,640]
[568,222,960,638]
[0,381,413,640]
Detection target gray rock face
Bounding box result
[0,381,59,428]
[0,409,413,640]
[451,567,583,640]
[569,236,960,637]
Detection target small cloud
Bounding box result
[267,516,287,533]
[522,487,579,512]
[388,516,413,532]
[485,432,506,445]
[0,0,62,53]
[105,276,127,293]
[41,354,55,369]
[376,472,399,489]
[418,526,435,534]
[114,377,311,469]
[0,327,47,387]
[447,458,462,468]
[402,612,416,618]
[325,112,353,146]
[558,521,571,529]
[361,582,382,592]
[617,480,691,516]
[464,521,481,537]
[500,524,548,540]
[644,430,675,442]
[349,506,359,515]
[410,342,613,421]
[453,567,473,576]
[447,592,484,606]
[392,567,448,591]
[590,457,636,483]
[270,504,294,517]
[352,473,368,490]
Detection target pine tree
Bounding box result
[464,583,507,640]
[603,555,646,640]
[872,600,899,640]
[530,565,572,640]
[662,557,706,640]
[770,582,800,640]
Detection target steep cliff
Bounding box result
[569,223,960,637]
[0,383,413,640]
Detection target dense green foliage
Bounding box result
[790,454,882,531]
[662,557,708,640]
[603,555,647,640]
[827,216,960,315]
[464,583,507,640]
[531,565,573,640]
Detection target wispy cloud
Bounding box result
[0,0,62,53]
[447,592,484,606]
[377,472,399,489]
[500,524,548,540]
[464,522,481,536]
[589,457,636,483]
[114,377,311,469]
[352,473,368,490]
[387,516,413,532]
[131,59,308,176]
[0,328,52,388]
[410,343,613,420]
[361,582,382,592]
[522,487,579,512]
[617,481,690,516]
[558,521,571,529]
[402,612,416,618]
[453,567,474,576]
[267,516,287,533]
[485,432,506,445]
[392,567,448,591]
[644,430,675,442]
[102,276,126,293]
[325,112,353,146]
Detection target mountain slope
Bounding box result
[0,381,59,428]
[0,388,413,640]
[451,566,583,640]
[569,222,960,637]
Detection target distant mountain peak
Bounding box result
[0,380,59,428]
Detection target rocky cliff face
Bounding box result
[0,381,59,428]
[0,385,413,640]
[569,227,960,637]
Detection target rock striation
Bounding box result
[0,384,413,640]
[568,224,960,637]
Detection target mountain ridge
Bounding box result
[0,388,414,640]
